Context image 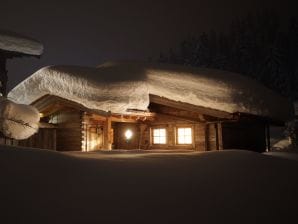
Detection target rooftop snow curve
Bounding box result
[8,61,293,122]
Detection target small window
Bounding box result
[177,127,192,144]
[153,128,166,144]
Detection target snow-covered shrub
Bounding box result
[0,98,40,140]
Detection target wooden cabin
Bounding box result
[16,94,276,153]
[8,62,292,153]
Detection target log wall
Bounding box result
[0,128,56,150]
[18,128,56,150]
[112,114,208,151]
[51,109,83,151]
[194,123,206,151]
[0,133,18,147]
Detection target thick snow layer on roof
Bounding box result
[8,61,293,121]
[0,30,43,56]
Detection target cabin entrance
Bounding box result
[85,124,104,151]
[112,122,140,150]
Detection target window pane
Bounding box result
[178,136,184,144]
[185,128,191,135]
[153,128,166,144]
[185,136,192,144]
[178,128,184,135]
[159,136,166,144]
[177,128,192,144]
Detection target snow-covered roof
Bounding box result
[0,30,43,56]
[8,61,293,122]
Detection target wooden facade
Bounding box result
[2,94,278,153]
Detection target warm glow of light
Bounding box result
[88,139,98,151]
[125,129,133,140]
[39,113,44,118]
[177,127,192,144]
[153,128,166,144]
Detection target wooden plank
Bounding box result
[57,131,82,136]
[215,123,219,150]
[266,123,271,151]
[0,137,5,145]
[57,123,82,129]
[155,113,201,123]
[53,129,57,150]
[32,94,108,117]
[217,123,223,150]
[149,94,233,119]
[39,122,56,128]
[111,116,138,123]
[103,116,112,150]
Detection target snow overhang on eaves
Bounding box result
[0,30,43,57]
[8,62,294,123]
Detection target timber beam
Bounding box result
[149,94,233,119]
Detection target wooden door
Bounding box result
[87,125,103,151]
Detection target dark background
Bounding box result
[0,0,297,90]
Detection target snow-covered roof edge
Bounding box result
[97,61,294,122]
[0,30,43,56]
[8,62,294,122]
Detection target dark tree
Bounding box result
[158,12,298,101]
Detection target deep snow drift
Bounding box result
[0,30,43,56]
[0,145,298,223]
[8,61,293,121]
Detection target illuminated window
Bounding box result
[153,128,166,144]
[177,127,192,144]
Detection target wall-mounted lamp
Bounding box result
[125,129,133,141]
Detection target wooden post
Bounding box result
[0,56,8,96]
[103,116,112,150]
[138,124,146,150]
[217,122,223,150]
[204,123,209,151]
[266,123,271,152]
[215,123,219,150]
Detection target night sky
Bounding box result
[1,0,297,90]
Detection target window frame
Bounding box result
[151,127,167,145]
[175,126,194,146]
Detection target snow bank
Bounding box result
[0,146,298,223]
[0,30,43,56]
[265,151,298,161]
[8,61,293,121]
[0,98,39,139]
[272,138,291,150]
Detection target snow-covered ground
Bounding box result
[0,145,298,224]
[265,150,298,161]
